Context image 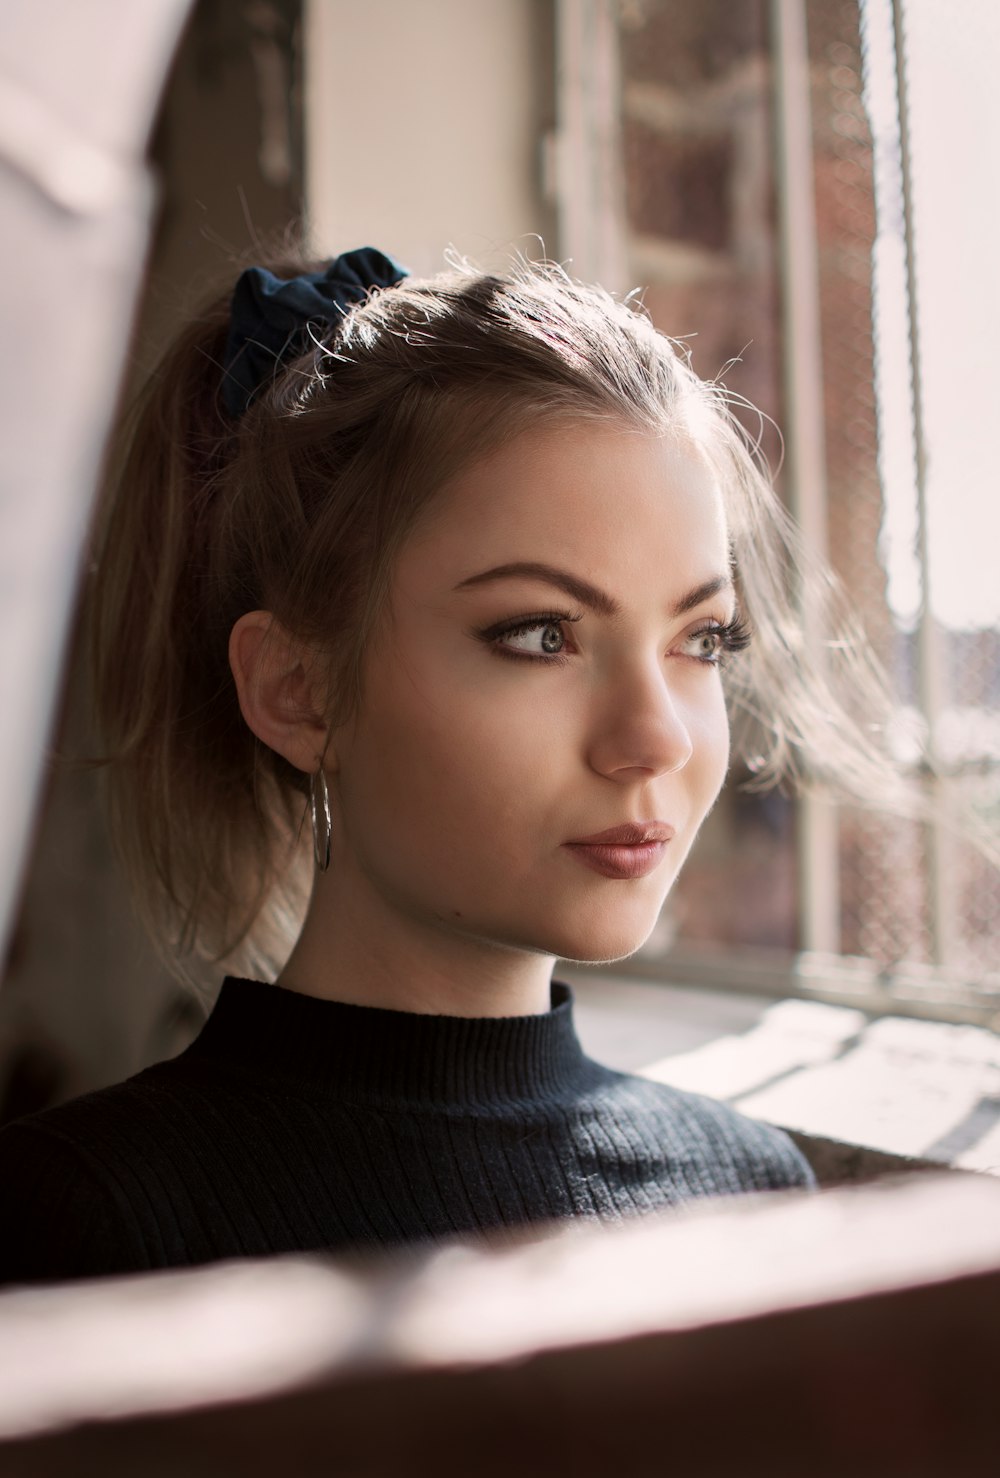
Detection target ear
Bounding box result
[228,612,333,775]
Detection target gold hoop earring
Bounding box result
[310,769,332,872]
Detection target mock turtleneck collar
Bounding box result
[182,978,596,1106]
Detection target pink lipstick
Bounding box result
[563,822,674,880]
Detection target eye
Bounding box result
[681,627,726,663]
[678,615,752,665]
[476,610,583,663]
[500,620,568,657]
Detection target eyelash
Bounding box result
[477,610,753,667]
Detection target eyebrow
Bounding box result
[453,561,733,620]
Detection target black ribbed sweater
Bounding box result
[0,978,814,1284]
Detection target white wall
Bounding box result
[305,0,554,277]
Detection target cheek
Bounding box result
[688,681,731,806]
[336,675,539,862]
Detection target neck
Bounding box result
[278,866,556,1018]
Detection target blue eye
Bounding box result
[477,611,583,664]
[682,628,725,662]
[500,621,567,656]
[680,617,753,665]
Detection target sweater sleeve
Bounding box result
[649,1080,819,1197]
[723,1111,819,1194]
[0,1119,153,1286]
[755,1123,817,1191]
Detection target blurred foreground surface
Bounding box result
[1,1173,999,1477]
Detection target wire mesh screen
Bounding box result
[849,0,999,988]
[793,0,1000,991]
[802,0,1000,990]
[800,0,931,976]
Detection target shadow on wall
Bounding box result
[0,0,301,1116]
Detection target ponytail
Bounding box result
[90,281,309,983]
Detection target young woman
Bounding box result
[0,245,886,1284]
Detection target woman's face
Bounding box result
[326,419,735,966]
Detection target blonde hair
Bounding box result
[91,253,913,980]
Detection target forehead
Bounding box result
[396,420,730,600]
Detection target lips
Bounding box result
[567,821,674,846]
[563,821,674,880]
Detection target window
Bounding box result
[564,0,1000,1021]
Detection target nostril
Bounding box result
[586,686,695,778]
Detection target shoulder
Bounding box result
[0,1061,206,1286]
[0,1094,148,1285]
[603,1068,816,1194]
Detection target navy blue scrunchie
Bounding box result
[220,246,409,418]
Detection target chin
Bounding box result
[558,937,648,968]
[522,908,661,968]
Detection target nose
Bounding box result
[586,659,695,780]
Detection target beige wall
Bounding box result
[305,0,556,276]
